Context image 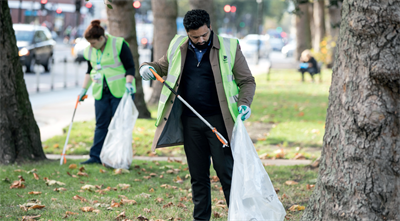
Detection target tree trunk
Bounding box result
[0,1,46,164]
[189,0,217,32]
[106,0,151,118]
[295,3,312,60]
[301,1,400,220]
[312,0,325,52]
[148,0,177,105]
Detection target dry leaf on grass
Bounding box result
[176,176,183,184]
[14,169,26,173]
[45,179,65,186]
[213,212,222,218]
[28,191,41,195]
[79,166,85,172]
[177,202,186,208]
[162,202,174,208]
[143,208,151,213]
[285,180,299,185]
[53,187,67,192]
[99,169,106,173]
[149,173,157,177]
[293,153,306,160]
[149,188,155,192]
[259,153,269,159]
[120,199,137,205]
[68,164,77,169]
[137,215,149,221]
[289,205,305,211]
[306,184,315,190]
[77,172,89,177]
[80,207,94,212]
[21,215,41,220]
[10,180,25,189]
[116,211,126,219]
[143,176,151,180]
[110,202,120,208]
[73,195,88,202]
[155,197,164,203]
[117,183,131,190]
[65,211,78,215]
[33,173,39,180]
[114,168,130,175]
[81,185,96,191]
[210,176,219,183]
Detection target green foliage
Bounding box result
[0,160,318,220]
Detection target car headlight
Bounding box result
[18,48,29,56]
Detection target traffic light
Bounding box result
[40,0,47,10]
[133,1,141,9]
[86,2,94,16]
[75,0,81,13]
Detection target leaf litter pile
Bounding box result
[0,159,317,220]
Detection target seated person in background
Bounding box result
[299,50,318,82]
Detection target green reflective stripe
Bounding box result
[229,94,238,103]
[166,75,177,83]
[160,93,168,103]
[227,75,234,82]
[168,36,186,70]
[102,62,123,69]
[223,37,232,69]
[108,73,125,81]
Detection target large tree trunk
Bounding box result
[312,0,325,52]
[0,1,46,164]
[295,3,312,60]
[148,0,177,105]
[189,0,217,33]
[106,0,151,118]
[301,0,400,220]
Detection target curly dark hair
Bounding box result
[183,9,210,32]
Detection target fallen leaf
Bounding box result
[149,173,157,177]
[99,169,106,173]
[79,166,85,172]
[298,112,304,117]
[28,191,41,195]
[285,180,299,185]
[163,202,173,208]
[143,208,151,213]
[81,185,96,191]
[26,169,37,174]
[51,198,57,201]
[177,202,186,208]
[65,211,78,215]
[213,212,221,218]
[14,169,26,173]
[149,188,155,192]
[77,172,89,177]
[143,176,151,180]
[275,188,280,194]
[281,193,289,199]
[274,149,285,159]
[134,179,142,182]
[159,175,164,179]
[68,164,77,169]
[176,176,183,184]
[114,168,130,175]
[53,187,67,192]
[16,193,24,198]
[117,183,131,190]
[210,176,219,183]
[33,173,39,180]
[118,195,128,199]
[120,198,137,205]
[306,184,315,190]
[137,215,149,221]
[21,215,41,220]
[29,205,45,210]
[80,207,94,212]
[110,202,120,207]
[10,179,25,189]
[92,209,101,213]
[294,153,306,160]
[116,211,126,219]
[73,195,88,202]
[45,179,65,186]
[166,170,174,174]
[259,153,269,159]
[289,205,305,211]
[155,197,164,203]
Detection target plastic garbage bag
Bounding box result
[228,114,286,221]
[100,92,138,170]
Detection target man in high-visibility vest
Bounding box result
[78,20,136,165]
[140,10,255,220]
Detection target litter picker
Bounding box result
[149,68,229,148]
[60,95,88,165]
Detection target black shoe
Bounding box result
[80,158,101,164]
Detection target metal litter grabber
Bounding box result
[60,94,88,165]
[150,68,229,148]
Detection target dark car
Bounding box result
[14,24,56,73]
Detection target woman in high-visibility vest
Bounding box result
[78,20,136,164]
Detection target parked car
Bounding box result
[281,40,296,57]
[269,37,285,51]
[240,34,271,59]
[14,24,56,73]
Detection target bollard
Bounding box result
[50,60,54,90]
[35,64,40,92]
[64,57,67,88]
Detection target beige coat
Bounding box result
[141,33,256,151]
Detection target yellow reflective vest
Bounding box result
[83,35,135,100]
[155,34,240,126]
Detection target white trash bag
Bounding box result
[100,92,138,170]
[228,114,286,221]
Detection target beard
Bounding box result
[194,41,208,49]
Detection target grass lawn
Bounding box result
[43,69,331,160]
[0,159,318,220]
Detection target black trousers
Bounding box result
[182,114,234,221]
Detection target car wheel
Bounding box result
[44,56,53,72]
[26,56,36,73]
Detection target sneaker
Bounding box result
[80,158,101,164]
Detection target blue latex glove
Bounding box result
[125,82,135,94]
[139,65,156,80]
[78,88,87,102]
[238,105,251,121]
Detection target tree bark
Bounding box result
[295,3,312,60]
[148,0,177,105]
[189,0,217,32]
[301,0,400,220]
[0,1,46,164]
[328,1,342,67]
[312,0,325,52]
[106,0,151,118]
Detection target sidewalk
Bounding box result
[46,154,312,166]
